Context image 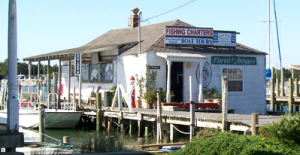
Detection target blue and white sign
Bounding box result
[213,32,236,47]
[165,37,213,46]
[74,53,82,75]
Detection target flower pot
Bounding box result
[204,99,213,103]
[136,97,142,108]
[148,103,153,109]
[142,98,148,109]
[213,99,222,109]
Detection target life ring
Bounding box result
[19,99,33,108]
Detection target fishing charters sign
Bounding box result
[211,56,257,65]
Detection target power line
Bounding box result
[142,0,196,22]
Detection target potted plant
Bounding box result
[141,65,158,109]
[203,87,218,102]
[144,90,156,109]
[213,91,222,109]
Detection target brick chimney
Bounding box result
[130,7,140,28]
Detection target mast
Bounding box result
[268,0,270,69]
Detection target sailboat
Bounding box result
[266,0,282,80]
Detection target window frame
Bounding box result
[221,67,244,93]
[71,61,114,83]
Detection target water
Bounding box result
[20,128,139,148]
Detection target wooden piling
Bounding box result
[129,120,137,134]
[138,138,145,151]
[251,113,259,135]
[96,93,102,132]
[270,72,275,111]
[39,104,45,142]
[138,114,144,137]
[144,126,149,137]
[295,78,299,97]
[105,136,115,152]
[170,124,178,142]
[190,101,195,141]
[91,138,98,151]
[288,78,294,113]
[63,136,70,145]
[222,76,228,132]
[280,68,285,96]
[275,78,279,96]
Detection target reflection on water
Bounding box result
[20,128,139,148]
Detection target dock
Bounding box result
[82,105,282,137]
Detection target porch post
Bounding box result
[166,60,172,103]
[28,60,32,78]
[198,61,204,102]
[58,59,61,108]
[47,59,50,98]
[68,59,71,102]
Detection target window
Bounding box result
[222,68,243,92]
[101,62,113,82]
[81,64,89,82]
[90,64,101,82]
[71,62,113,83]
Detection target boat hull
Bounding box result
[0,109,82,129]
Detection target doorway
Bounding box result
[170,62,183,102]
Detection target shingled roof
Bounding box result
[23,19,266,61]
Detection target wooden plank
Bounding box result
[0,132,24,148]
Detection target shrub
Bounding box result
[259,113,300,146]
[144,90,156,104]
[169,130,300,155]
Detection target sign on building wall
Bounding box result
[165,27,213,37]
[213,31,236,47]
[165,37,213,46]
[74,53,82,75]
[196,61,212,88]
[211,56,257,65]
[164,26,237,47]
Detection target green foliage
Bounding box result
[144,90,156,104]
[213,91,222,99]
[259,113,300,146]
[203,87,218,99]
[169,129,300,155]
[136,76,145,98]
[0,58,60,80]
[145,65,157,91]
[22,93,31,100]
[158,87,167,103]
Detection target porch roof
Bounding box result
[156,52,207,62]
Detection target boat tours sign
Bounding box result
[165,26,213,37]
[211,56,257,65]
[74,53,82,75]
[213,31,236,47]
[165,37,213,46]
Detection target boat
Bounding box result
[0,78,82,129]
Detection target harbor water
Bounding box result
[20,127,139,149]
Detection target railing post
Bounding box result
[222,76,228,132]
[251,113,259,135]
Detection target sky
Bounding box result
[0,0,299,68]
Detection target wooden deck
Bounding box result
[82,105,282,133]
